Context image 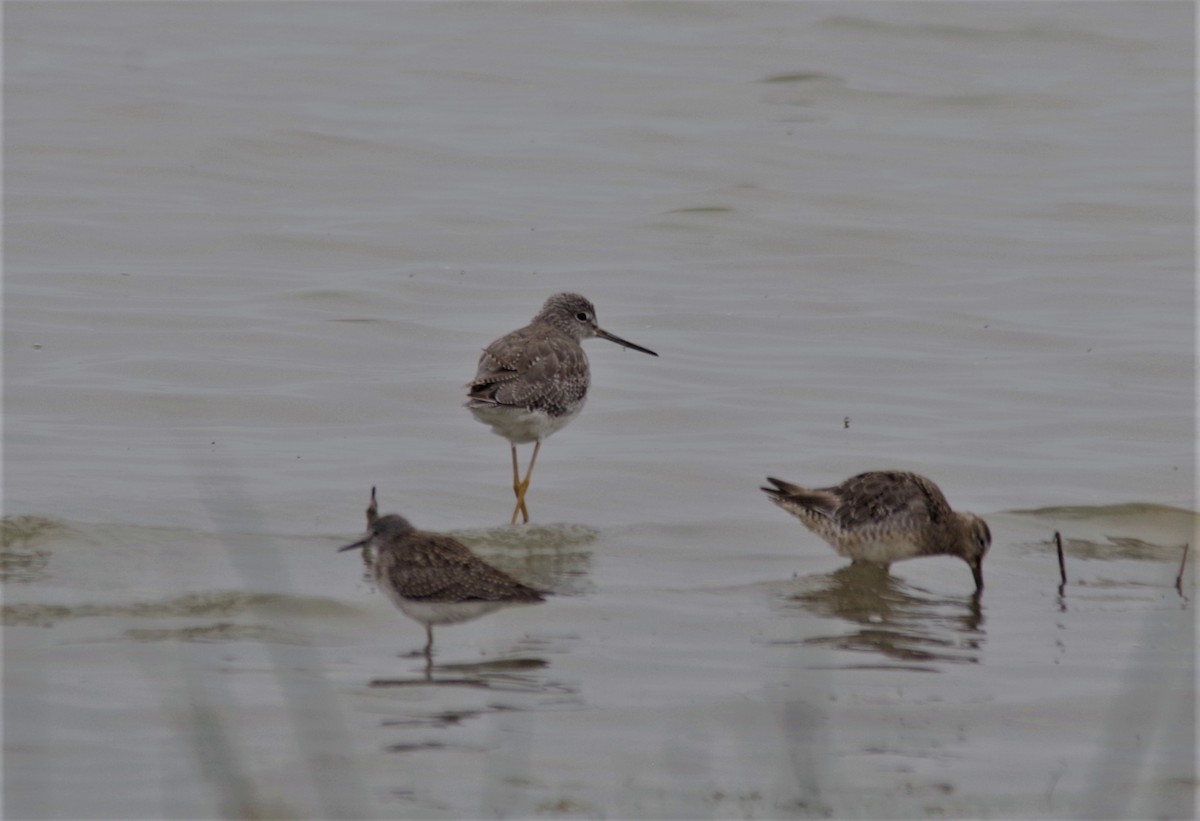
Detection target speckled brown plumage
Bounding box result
[339,488,545,656]
[367,521,545,604]
[465,293,657,524]
[467,320,592,422]
[762,471,991,592]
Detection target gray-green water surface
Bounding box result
[5,2,1194,818]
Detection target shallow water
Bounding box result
[3,507,1194,818]
[4,2,1195,819]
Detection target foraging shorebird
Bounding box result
[466,292,657,524]
[338,488,545,658]
[762,471,991,592]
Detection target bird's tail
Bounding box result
[761,477,839,514]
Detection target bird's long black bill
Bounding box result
[595,327,658,356]
[338,539,368,553]
[970,561,984,592]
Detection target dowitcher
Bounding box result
[339,487,546,658]
[466,292,657,524]
[762,471,991,592]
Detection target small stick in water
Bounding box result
[1054,531,1067,588]
[1176,543,1189,594]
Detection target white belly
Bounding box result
[836,537,925,565]
[383,588,539,626]
[394,597,514,626]
[467,401,583,444]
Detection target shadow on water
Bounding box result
[771,563,984,669]
[366,652,579,761]
[1011,502,1195,554]
[1011,506,1194,603]
[370,656,557,692]
[0,515,64,584]
[1,588,356,628]
[1019,530,1190,564]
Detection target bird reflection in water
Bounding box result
[370,654,554,691]
[776,564,984,669]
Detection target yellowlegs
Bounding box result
[466,292,657,524]
[762,471,991,592]
[339,487,545,659]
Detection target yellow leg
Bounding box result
[510,445,525,524]
[509,441,540,524]
[517,440,541,520]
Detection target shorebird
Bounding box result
[338,487,546,659]
[466,292,657,524]
[761,471,991,592]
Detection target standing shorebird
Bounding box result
[338,487,546,660]
[761,471,991,592]
[466,292,658,524]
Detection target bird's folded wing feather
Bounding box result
[834,471,952,529]
[468,330,586,413]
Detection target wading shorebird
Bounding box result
[339,487,546,659]
[466,292,657,524]
[761,471,991,592]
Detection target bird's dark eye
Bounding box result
[575,312,589,321]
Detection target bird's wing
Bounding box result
[832,471,952,529]
[383,534,544,602]
[467,328,587,414]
